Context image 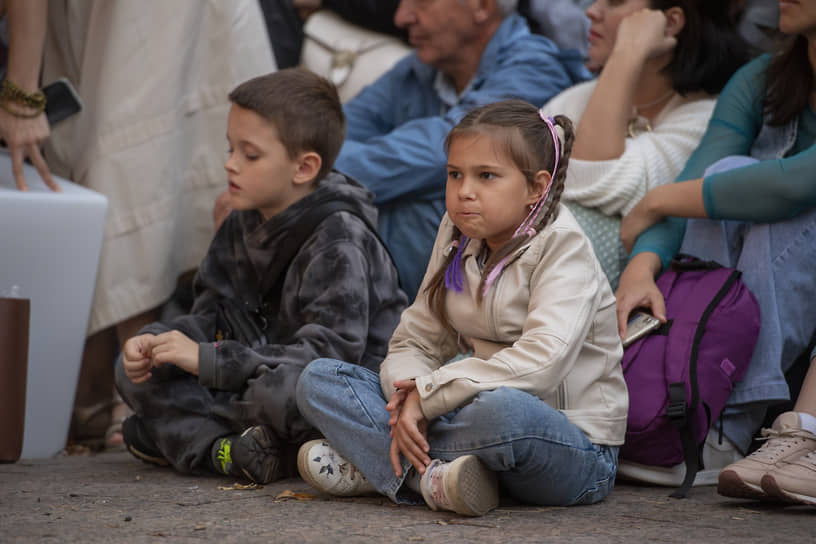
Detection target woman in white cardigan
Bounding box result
[540,0,750,288]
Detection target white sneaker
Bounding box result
[420,455,498,516]
[617,428,743,487]
[297,439,377,496]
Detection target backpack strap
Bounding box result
[668,264,743,498]
[670,254,724,272]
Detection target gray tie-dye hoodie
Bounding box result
[138,171,408,441]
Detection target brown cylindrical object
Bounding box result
[0,297,30,462]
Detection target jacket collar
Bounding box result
[407,14,530,91]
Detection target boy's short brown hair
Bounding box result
[228,67,345,183]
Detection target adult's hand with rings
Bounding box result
[0,108,59,191]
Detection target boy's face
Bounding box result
[224,104,304,221]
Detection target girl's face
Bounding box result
[778,0,816,38]
[585,0,651,68]
[445,132,546,252]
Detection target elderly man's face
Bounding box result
[394,0,482,71]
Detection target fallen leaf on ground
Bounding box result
[60,444,94,456]
[275,489,316,501]
[217,482,261,491]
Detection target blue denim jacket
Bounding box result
[334,14,590,297]
[336,14,589,206]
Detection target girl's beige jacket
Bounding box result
[381,208,628,446]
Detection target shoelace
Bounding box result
[752,428,816,461]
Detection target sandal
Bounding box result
[105,396,130,450]
[68,396,130,450]
[69,400,116,444]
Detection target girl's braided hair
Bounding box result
[424,99,575,329]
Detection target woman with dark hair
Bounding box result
[617,0,816,497]
[541,0,750,288]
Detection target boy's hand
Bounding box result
[389,386,430,477]
[150,331,200,376]
[122,334,156,384]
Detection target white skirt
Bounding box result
[42,0,276,334]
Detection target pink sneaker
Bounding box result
[718,412,816,499]
[420,455,498,516]
[761,449,816,506]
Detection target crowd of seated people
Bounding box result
[2,0,815,512]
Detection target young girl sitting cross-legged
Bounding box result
[294,99,628,517]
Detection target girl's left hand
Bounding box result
[149,331,200,376]
[620,193,663,253]
[385,379,415,426]
[389,387,430,477]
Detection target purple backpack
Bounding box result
[620,256,761,497]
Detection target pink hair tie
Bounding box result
[480,112,561,296]
[447,112,562,297]
[513,112,559,237]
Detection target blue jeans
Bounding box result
[680,156,816,452]
[377,197,446,302]
[296,359,619,506]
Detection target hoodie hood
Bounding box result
[203,170,379,304]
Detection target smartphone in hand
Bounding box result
[623,311,662,348]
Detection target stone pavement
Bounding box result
[1,449,814,543]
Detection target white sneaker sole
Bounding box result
[441,455,499,516]
[617,460,720,487]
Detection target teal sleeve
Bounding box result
[629,216,687,270]
[629,56,770,268]
[703,144,816,221]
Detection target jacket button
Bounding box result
[425,383,433,392]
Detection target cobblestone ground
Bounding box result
[0,450,814,543]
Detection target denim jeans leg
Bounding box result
[377,197,446,302]
[295,359,421,504]
[425,388,619,506]
[680,156,816,450]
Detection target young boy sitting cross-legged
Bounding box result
[114,67,407,484]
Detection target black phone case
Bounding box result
[44,80,82,126]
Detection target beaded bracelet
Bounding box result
[0,78,47,117]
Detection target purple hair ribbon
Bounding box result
[444,235,470,292]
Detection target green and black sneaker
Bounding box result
[210,426,282,484]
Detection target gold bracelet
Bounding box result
[0,78,47,110]
[0,99,45,118]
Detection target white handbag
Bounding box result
[300,10,412,103]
